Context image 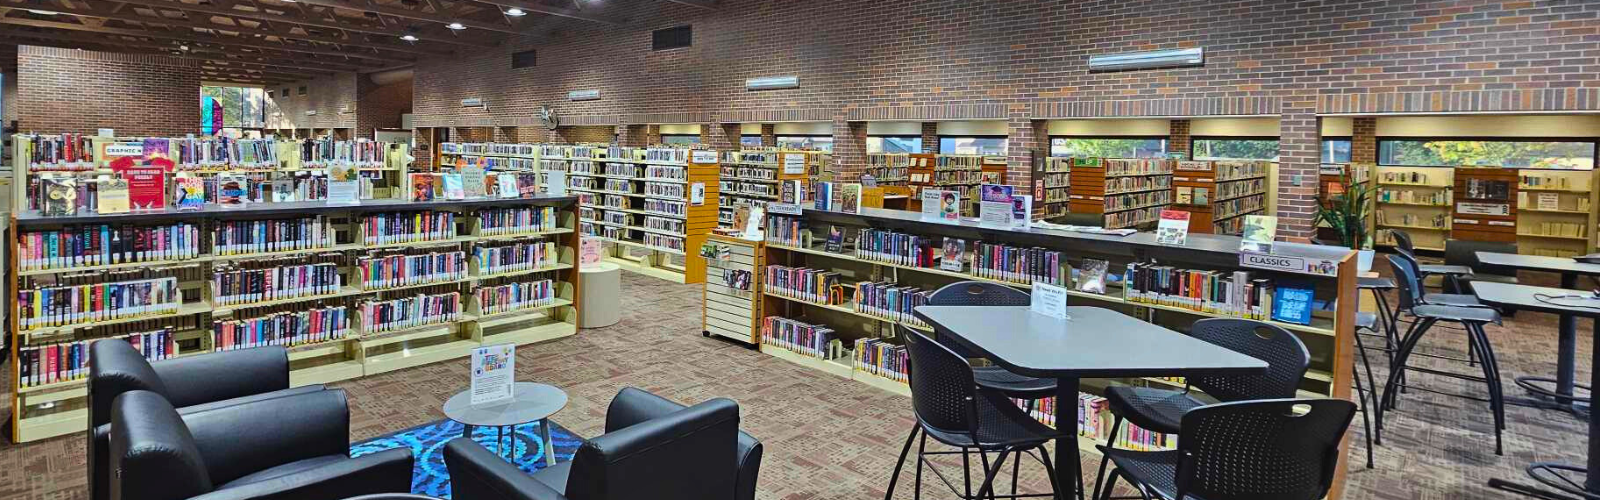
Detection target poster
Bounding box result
[580,237,603,265]
[783,153,806,175]
[326,164,360,205]
[546,171,567,196]
[109,156,172,210]
[690,182,706,205]
[470,343,516,405]
[1155,209,1190,245]
[979,184,1014,227]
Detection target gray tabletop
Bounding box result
[443,382,568,427]
[913,305,1269,379]
[1476,252,1600,276]
[1473,282,1600,319]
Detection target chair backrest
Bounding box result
[1186,319,1310,401]
[1387,253,1425,312]
[928,281,1031,307]
[602,387,763,500]
[109,390,214,500]
[1174,398,1358,500]
[1390,230,1416,259]
[89,339,171,428]
[1444,239,1517,276]
[566,397,741,500]
[899,324,980,437]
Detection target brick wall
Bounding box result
[355,78,413,139]
[18,46,201,136]
[760,124,775,147]
[1169,120,1191,156]
[921,122,938,153]
[1352,117,1377,164]
[266,73,358,131]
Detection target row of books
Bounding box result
[607,162,644,177]
[851,282,933,329]
[1105,158,1174,177]
[1213,160,1269,182]
[646,182,687,199]
[935,155,983,169]
[1105,175,1172,195]
[1377,188,1452,205]
[1018,394,1176,451]
[761,316,844,360]
[723,181,777,196]
[644,199,688,216]
[359,292,463,333]
[215,217,337,256]
[19,134,94,170]
[1214,194,1266,220]
[854,338,907,384]
[1521,174,1582,190]
[357,251,467,290]
[604,179,631,192]
[211,262,342,306]
[854,229,938,268]
[20,223,203,271]
[1105,190,1172,212]
[1526,221,1588,238]
[723,166,778,180]
[362,211,459,245]
[970,242,1071,286]
[19,329,177,387]
[1518,192,1592,212]
[477,207,558,236]
[475,279,558,315]
[643,233,687,252]
[645,165,688,180]
[1216,178,1265,200]
[174,137,280,169]
[213,305,350,351]
[475,241,561,275]
[1105,205,1165,229]
[1380,171,1432,184]
[1376,211,1448,229]
[1122,264,1273,320]
[764,265,846,305]
[644,216,686,234]
[20,278,183,330]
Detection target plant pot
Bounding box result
[1357,249,1375,274]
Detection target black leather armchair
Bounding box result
[109,388,415,500]
[89,341,325,500]
[445,387,762,500]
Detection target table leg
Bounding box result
[463,424,474,439]
[1560,273,1579,401]
[1055,376,1081,500]
[1587,320,1600,492]
[541,419,556,466]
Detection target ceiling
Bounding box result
[0,0,715,86]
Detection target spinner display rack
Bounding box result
[1516,169,1598,257]
[6,196,582,443]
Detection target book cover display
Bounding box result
[40,176,78,217]
[411,174,437,202]
[175,176,206,211]
[98,179,131,214]
[1155,210,1190,245]
[1240,215,1277,253]
[216,174,250,208]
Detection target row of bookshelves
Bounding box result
[1366,165,1600,257]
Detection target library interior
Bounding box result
[1,1,1600,499]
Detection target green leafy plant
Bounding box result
[1314,168,1375,250]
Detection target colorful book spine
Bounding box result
[475,279,556,315]
[473,241,559,275]
[212,217,333,256]
[18,328,174,387]
[854,229,936,267]
[853,338,907,383]
[970,242,1069,286]
[357,251,468,290]
[477,207,557,236]
[851,282,932,329]
[762,265,843,305]
[211,263,342,306]
[359,292,462,333]
[761,316,840,359]
[212,306,349,350]
[20,223,201,271]
[1122,263,1271,320]
[362,211,458,245]
[19,278,182,330]
[764,216,804,247]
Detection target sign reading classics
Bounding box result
[691,150,718,163]
[470,343,515,405]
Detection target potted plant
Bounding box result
[1314,167,1377,272]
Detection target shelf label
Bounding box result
[782,154,806,175]
[691,150,718,164]
[1456,202,1509,216]
[1537,192,1560,211]
[1488,220,1515,227]
[1453,218,1479,225]
[103,143,143,157]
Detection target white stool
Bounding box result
[579,262,622,328]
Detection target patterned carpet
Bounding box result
[0,267,1592,499]
[350,419,583,498]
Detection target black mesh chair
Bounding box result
[1094,398,1357,500]
[1391,230,1474,291]
[927,282,1057,401]
[883,325,1068,500]
[1378,253,1506,454]
[1352,312,1383,467]
[1092,319,1309,497]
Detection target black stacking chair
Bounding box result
[1391,230,1474,292]
[1353,312,1383,467]
[1378,254,1506,454]
[1391,250,1489,308]
[1092,318,1309,497]
[884,325,1068,500]
[1094,398,1357,500]
[927,282,1057,402]
[1445,240,1519,286]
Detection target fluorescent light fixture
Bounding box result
[1089,48,1203,71]
[400,34,419,42]
[568,89,601,101]
[746,76,799,91]
[505,8,526,16]
[27,9,60,15]
[461,98,484,107]
[447,22,465,30]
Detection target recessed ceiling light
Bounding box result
[504,8,526,16]
[179,45,190,51]
[400,34,419,42]
[446,22,465,30]
[27,9,60,15]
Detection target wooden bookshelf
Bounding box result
[866,153,910,187]
[1374,165,1454,251]
[719,150,781,227]
[933,154,985,216]
[1033,155,1072,220]
[7,196,581,443]
[1210,160,1270,235]
[1101,158,1175,229]
[1171,160,1215,233]
[1517,168,1597,257]
[1452,167,1518,244]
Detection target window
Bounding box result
[660,134,700,145]
[867,136,922,154]
[739,135,763,147]
[1378,138,1596,169]
[1050,136,1167,158]
[297,86,307,96]
[281,87,290,98]
[512,50,536,69]
[939,136,1007,156]
[652,25,692,51]
[1322,137,1352,164]
[777,135,833,152]
[200,85,266,133]
[1193,137,1280,161]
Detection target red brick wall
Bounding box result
[266,73,358,132]
[355,78,413,139]
[1169,120,1191,156]
[921,122,938,153]
[1352,117,1376,164]
[760,124,775,147]
[18,46,201,136]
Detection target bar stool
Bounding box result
[1353,312,1382,466]
[1357,276,1400,362]
[927,282,1057,403]
[1392,230,1474,293]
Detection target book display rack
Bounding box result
[1068,158,1176,229]
[750,205,1358,415]
[1452,167,1519,245]
[7,196,582,443]
[1374,166,1455,251]
[701,234,763,345]
[1516,169,1597,257]
[1171,160,1215,233]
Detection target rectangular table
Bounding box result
[913,305,1269,500]
[1476,252,1600,408]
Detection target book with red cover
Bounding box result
[109,156,174,210]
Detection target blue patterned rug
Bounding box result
[351,418,584,498]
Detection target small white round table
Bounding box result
[442,382,568,465]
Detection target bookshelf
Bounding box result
[1516,168,1597,257]
[577,146,719,284]
[932,154,985,216]
[866,153,910,187]
[1374,165,1455,251]
[1452,167,1518,244]
[1210,160,1270,235]
[1068,158,1175,229]
[1033,156,1072,220]
[7,196,582,443]
[1171,160,1215,233]
[719,149,781,227]
[752,205,1358,479]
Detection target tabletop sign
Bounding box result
[691,150,718,164]
[979,184,1014,227]
[1537,192,1560,211]
[782,153,806,175]
[920,189,944,217]
[1457,202,1509,216]
[1155,209,1190,245]
[470,343,516,405]
[1031,281,1069,319]
[580,237,603,265]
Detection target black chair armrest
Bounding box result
[181,389,353,486]
[189,448,414,500]
[153,346,292,409]
[735,432,764,500]
[90,340,172,427]
[568,399,739,500]
[604,387,687,434]
[110,391,215,500]
[444,438,568,500]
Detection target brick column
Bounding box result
[1352,117,1377,164]
[1169,119,1191,157]
[645,125,661,146]
[710,123,741,150]
[413,128,434,171]
[833,118,868,182]
[1277,102,1321,241]
[1005,112,1041,189]
[699,123,714,145]
[922,122,939,153]
[761,124,776,147]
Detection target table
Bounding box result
[443,382,569,465]
[1476,252,1600,408]
[913,305,1269,500]
[1474,282,1600,499]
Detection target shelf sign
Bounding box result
[1453,218,1480,225]
[1456,202,1509,216]
[691,150,718,164]
[304,110,317,116]
[1538,192,1560,211]
[461,98,484,108]
[103,143,143,157]
[783,154,806,175]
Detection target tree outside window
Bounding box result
[1193,138,1280,161]
[1051,137,1167,158]
[1379,139,1595,169]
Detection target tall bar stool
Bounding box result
[1378,254,1507,454]
[926,282,1057,403]
[1392,230,1474,293]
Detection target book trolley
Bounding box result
[742,204,1360,496]
[6,196,583,443]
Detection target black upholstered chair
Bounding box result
[1379,254,1506,454]
[927,281,1057,400]
[109,389,414,500]
[445,387,761,500]
[884,325,1067,500]
[1093,318,1309,496]
[1094,398,1357,500]
[89,341,324,500]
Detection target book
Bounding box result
[497,173,521,199]
[442,173,466,200]
[840,184,861,214]
[98,179,131,214]
[1193,187,1210,205]
[1271,284,1314,325]
[462,167,487,199]
[941,238,965,272]
[1241,215,1277,253]
[271,179,295,202]
[1155,210,1190,245]
[940,190,961,221]
[1176,186,1193,205]
[41,176,78,216]
[1078,258,1109,294]
[825,226,844,253]
[411,173,437,202]
[216,174,249,208]
[814,182,834,211]
[175,175,206,210]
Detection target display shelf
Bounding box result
[1033,155,1072,220]
[1375,165,1456,251]
[363,339,480,376]
[1066,157,1175,229]
[1516,169,1597,258]
[1452,167,1519,244]
[702,234,763,345]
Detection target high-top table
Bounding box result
[913,305,1269,500]
[1475,282,1600,499]
[1476,252,1600,409]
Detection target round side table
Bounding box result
[442,382,568,465]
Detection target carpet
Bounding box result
[351,418,585,498]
